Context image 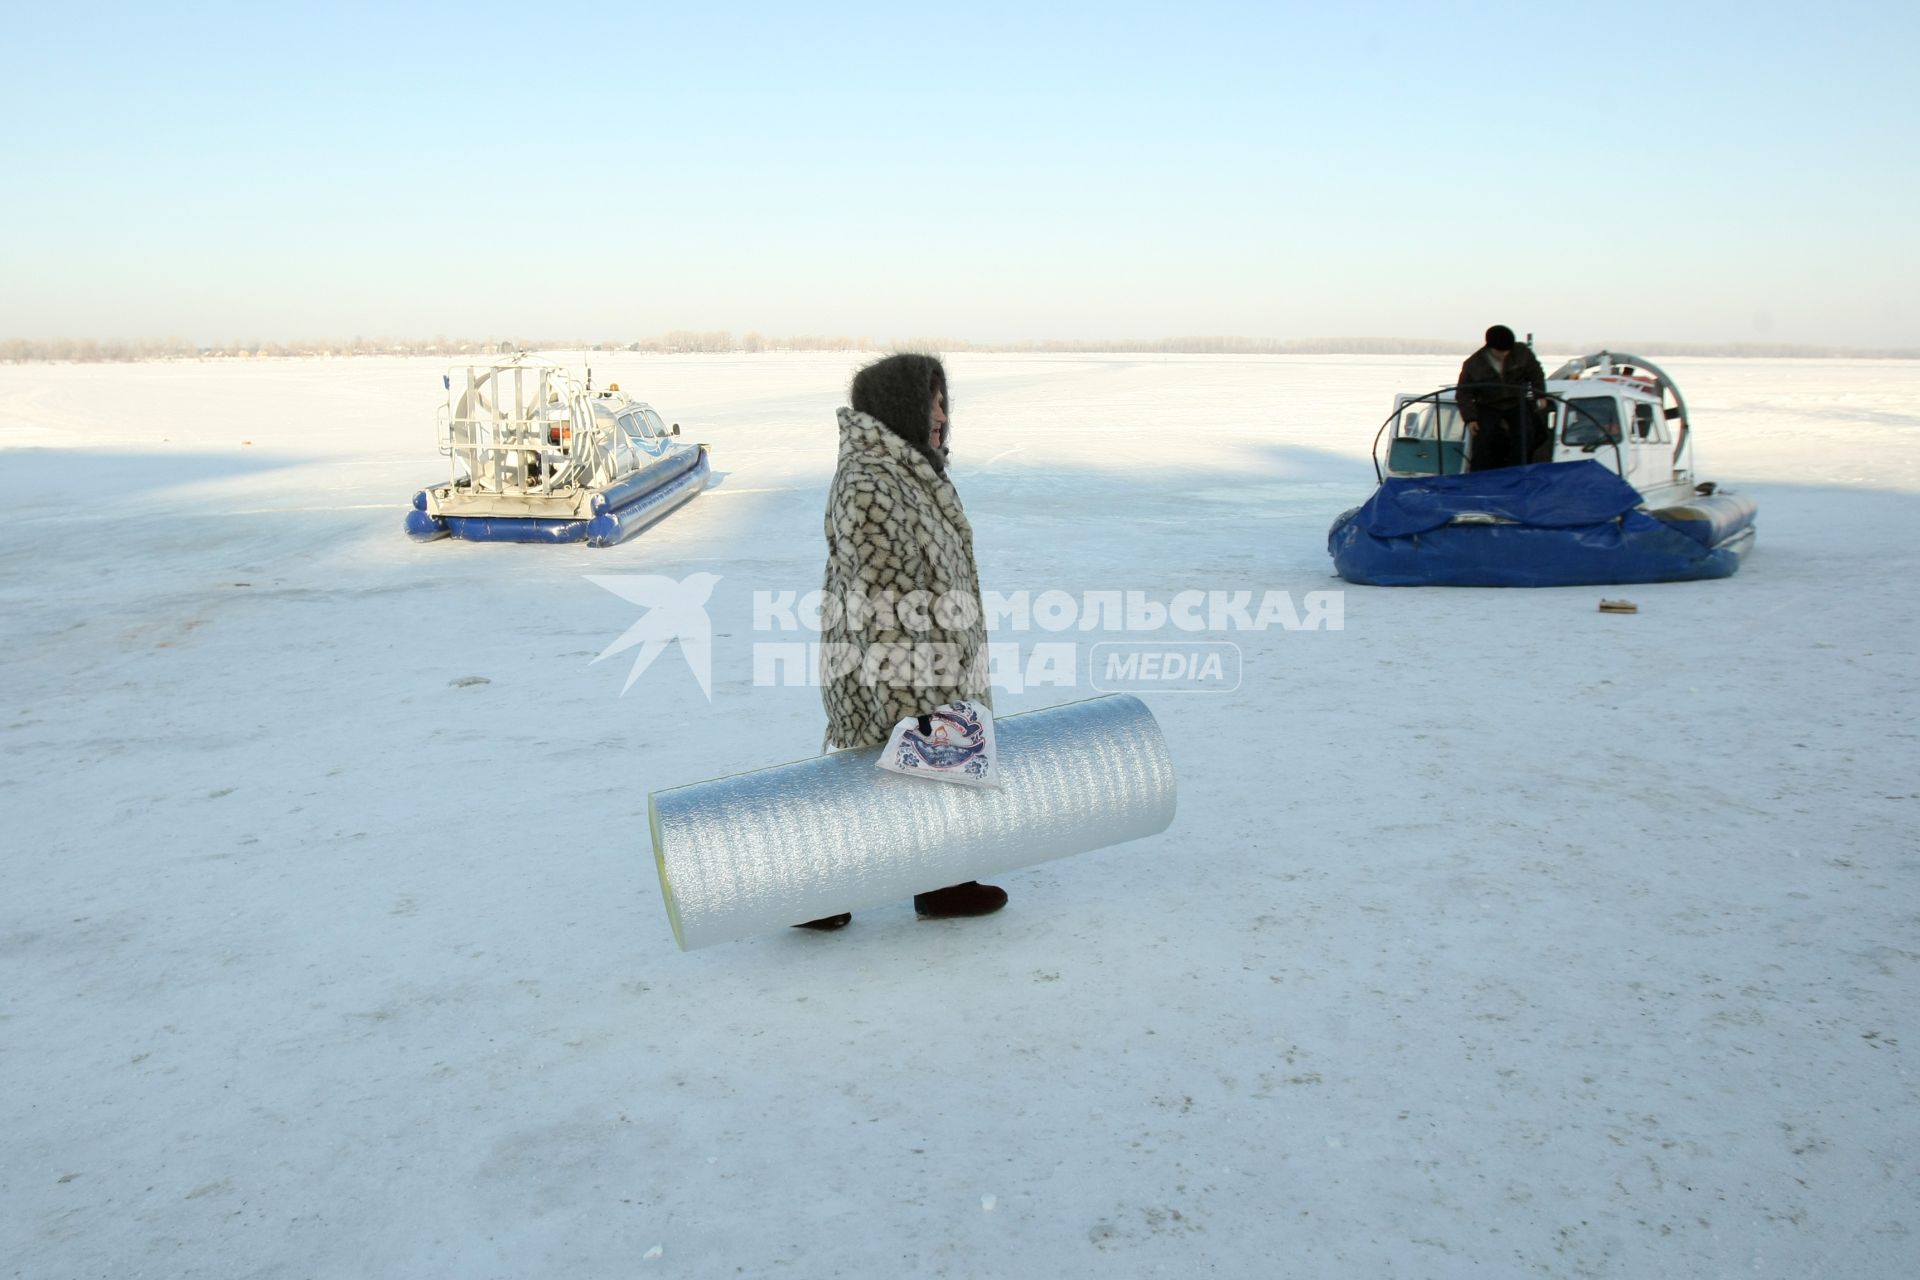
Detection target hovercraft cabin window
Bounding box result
[1631,401,1666,443]
[1561,396,1621,446]
[1396,403,1464,441]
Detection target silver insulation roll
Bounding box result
[649,694,1177,949]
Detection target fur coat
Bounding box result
[820,407,991,749]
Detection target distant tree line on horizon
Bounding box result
[3,332,1914,363]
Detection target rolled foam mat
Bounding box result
[649,694,1177,949]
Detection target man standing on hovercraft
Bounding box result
[1457,325,1549,471]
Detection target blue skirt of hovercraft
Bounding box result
[405,447,709,547]
[1326,460,1756,587]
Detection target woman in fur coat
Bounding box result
[797,353,1006,929]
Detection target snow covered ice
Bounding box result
[2,352,1916,1276]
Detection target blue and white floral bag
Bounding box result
[875,700,999,788]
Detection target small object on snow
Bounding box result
[448,675,491,688]
[877,700,998,788]
[643,1244,663,1260]
[1598,598,1638,614]
[981,1194,997,1212]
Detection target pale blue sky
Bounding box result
[4,0,1915,346]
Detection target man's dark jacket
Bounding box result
[1456,344,1547,427]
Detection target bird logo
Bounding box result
[587,572,722,698]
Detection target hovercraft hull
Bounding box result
[1327,460,1756,587]
[406,446,710,546]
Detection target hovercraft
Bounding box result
[1327,351,1756,586]
[405,355,710,546]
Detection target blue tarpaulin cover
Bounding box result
[1327,460,1755,587]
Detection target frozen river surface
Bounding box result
[2,352,1917,1277]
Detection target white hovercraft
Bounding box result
[1327,350,1758,586]
[405,354,711,546]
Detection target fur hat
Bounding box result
[850,353,949,475]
